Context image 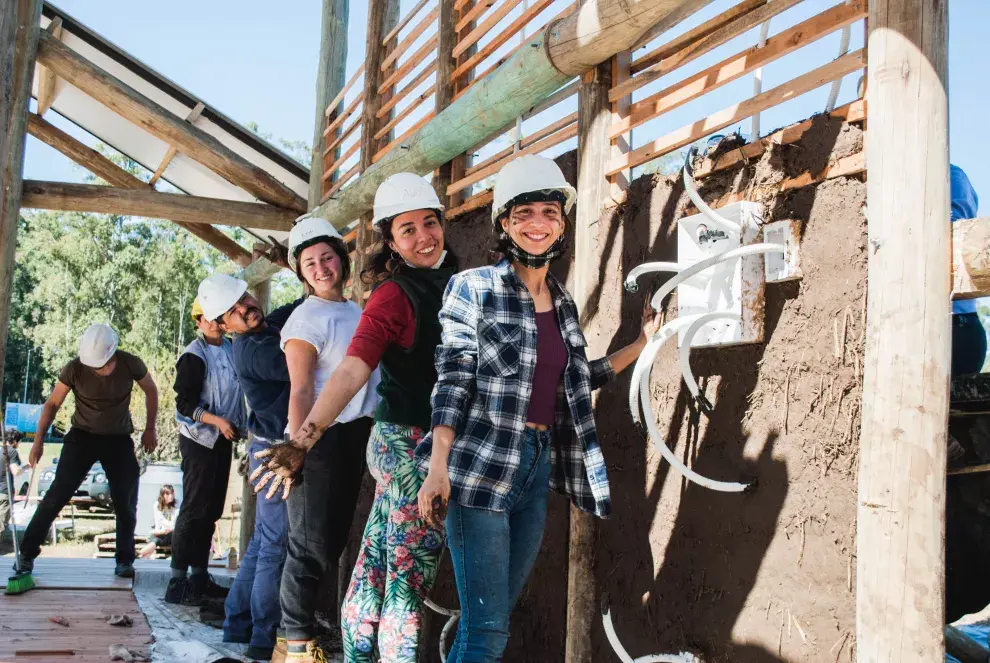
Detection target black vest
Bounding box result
[374,260,456,431]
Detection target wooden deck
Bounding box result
[0,558,152,662]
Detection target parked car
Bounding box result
[37,460,112,510]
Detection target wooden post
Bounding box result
[351,0,399,304]
[309,0,349,209]
[856,0,949,660]
[434,0,475,210]
[239,273,271,558]
[0,0,43,397]
[565,56,613,663]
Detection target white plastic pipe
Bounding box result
[623,261,680,293]
[602,593,702,663]
[424,597,460,662]
[682,149,741,235]
[750,19,771,139]
[678,312,742,414]
[825,1,854,112]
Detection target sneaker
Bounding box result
[12,554,33,575]
[285,640,328,663]
[114,563,135,578]
[164,577,186,604]
[245,644,275,660]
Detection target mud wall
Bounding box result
[425,117,867,661]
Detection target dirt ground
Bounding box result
[422,115,867,662]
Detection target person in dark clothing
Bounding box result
[196,273,301,662]
[1,431,24,534]
[164,298,248,606]
[16,323,158,580]
[950,164,985,376]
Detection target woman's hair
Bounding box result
[157,484,175,512]
[489,190,570,264]
[293,236,351,289]
[361,211,455,285]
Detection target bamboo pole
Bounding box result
[856,0,949,660]
[310,0,349,209]
[0,0,43,399]
[565,54,613,663]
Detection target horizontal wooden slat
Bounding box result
[447,190,495,218]
[383,0,433,45]
[324,91,364,137]
[321,140,362,182]
[378,35,439,95]
[454,0,475,10]
[613,0,804,102]
[377,60,437,119]
[325,64,364,118]
[466,112,578,176]
[450,0,555,79]
[380,6,440,72]
[454,0,525,59]
[375,85,436,140]
[610,0,867,139]
[323,114,362,158]
[322,164,360,202]
[466,80,579,157]
[693,99,866,178]
[632,0,763,63]
[373,112,435,162]
[449,122,579,195]
[605,50,865,177]
[456,0,496,33]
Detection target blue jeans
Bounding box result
[445,428,551,662]
[223,439,288,649]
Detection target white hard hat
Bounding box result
[197,273,248,322]
[288,215,343,269]
[78,323,119,368]
[491,154,576,223]
[372,173,444,232]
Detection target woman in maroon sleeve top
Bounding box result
[253,173,458,663]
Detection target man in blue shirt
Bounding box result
[195,274,300,662]
[951,164,985,376]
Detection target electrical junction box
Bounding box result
[763,219,803,283]
[676,201,766,348]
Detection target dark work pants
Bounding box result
[280,417,371,641]
[22,428,139,564]
[952,312,988,377]
[171,434,233,571]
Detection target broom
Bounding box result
[4,432,35,595]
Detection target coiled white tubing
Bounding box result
[678,312,742,404]
[424,597,460,663]
[602,597,703,663]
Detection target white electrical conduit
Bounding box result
[602,593,702,663]
[424,597,460,663]
[682,148,741,235]
[825,0,854,112]
[623,261,680,293]
[750,19,771,139]
[678,312,742,415]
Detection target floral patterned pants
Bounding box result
[342,422,444,662]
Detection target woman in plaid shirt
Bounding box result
[417,155,659,661]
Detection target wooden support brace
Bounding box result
[36,16,62,116]
[148,102,205,186]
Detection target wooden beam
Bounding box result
[35,16,62,116]
[21,181,296,232]
[857,0,949,659]
[952,217,990,300]
[434,0,459,207]
[452,0,524,59]
[25,113,251,266]
[310,0,707,229]
[604,50,865,177]
[0,0,43,404]
[383,0,433,46]
[379,6,439,73]
[325,64,364,118]
[610,0,868,139]
[34,31,307,213]
[631,0,757,53]
[148,102,205,186]
[565,53,612,663]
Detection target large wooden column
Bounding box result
[0,0,43,394]
[352,0,399,304]
[566,54,613,663]
[856,0,949,660]
[309,0,349,209]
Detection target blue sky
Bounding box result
[23,0,990,210]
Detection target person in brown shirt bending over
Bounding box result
[14,323,158,579]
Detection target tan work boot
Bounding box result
[269,637,288,663]
[284,640,328,663]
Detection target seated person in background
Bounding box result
[140,484,177,559]
[951,164,985,377]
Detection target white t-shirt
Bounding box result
[280,296,380,427]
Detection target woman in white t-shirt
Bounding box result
[272,216,380,655]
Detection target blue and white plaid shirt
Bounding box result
[418,259,615,517]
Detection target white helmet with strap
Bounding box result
[372,173,444,232]
[197,273,249,322]
[78,323,119,368]
[491,154,576,224]
[288,215,343,269]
